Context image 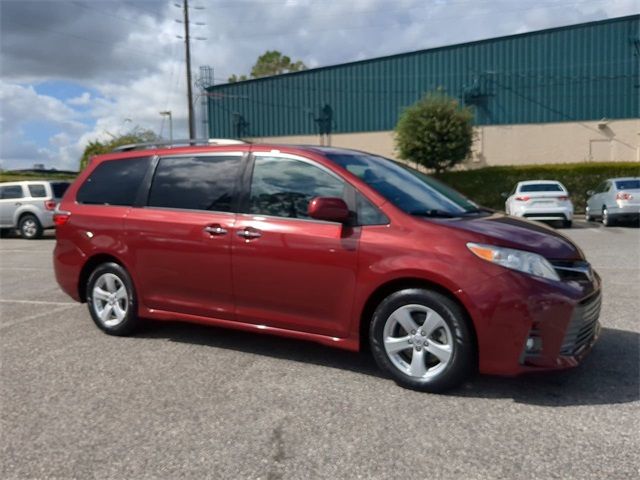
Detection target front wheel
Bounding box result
[585,206,593,222]
[369,289,475,393]
[86,262,139,336]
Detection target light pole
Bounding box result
[160,111,173,144]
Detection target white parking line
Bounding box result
[0,299,76,306]
[0,267,51,271]
[0,303,77,329]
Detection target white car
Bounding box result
[504,180,574,228]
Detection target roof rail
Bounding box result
[112,138,248,152]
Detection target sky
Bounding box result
[0,0,638,171]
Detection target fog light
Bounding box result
[525,336,543,354]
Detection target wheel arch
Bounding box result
[358,277,478,365]
[78,253,127,303]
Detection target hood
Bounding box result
[437,213,584,260]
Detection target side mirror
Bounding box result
[308,197,350,223]
[500,192,509,199]
[586,190,595,197]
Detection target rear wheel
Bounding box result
[562,219,572,228]
[19,214,42,239]
[369,288,475,393]
[602,207,613,227]
[86,262,139,336]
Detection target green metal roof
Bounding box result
[206,15,640,138]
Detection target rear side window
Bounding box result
[51,182,70,198]
[147,156,240,212]
[28,184,47,198]
[0,185,24,199]
[77,157,150,206]
[519,183,564,193]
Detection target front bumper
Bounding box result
[460,267,601,376]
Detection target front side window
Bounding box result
[148,156,240,212]
[326,152,479,217]
[77,157,150,206]
[0,185,24,199]
[249,156,345,219]
[28,184,47,198]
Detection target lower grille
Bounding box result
[560,292,601,356]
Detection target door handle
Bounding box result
[204,225,228,236]
[15,202,21,206]
[237,227,262,239]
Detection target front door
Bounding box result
[125,154,243,320]
[231,153,359,337]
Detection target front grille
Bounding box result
[551,260,594,283]
[560,292,601,356]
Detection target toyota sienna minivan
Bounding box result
[54,141,601,392]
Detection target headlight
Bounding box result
[467,243,560,281]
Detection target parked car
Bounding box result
[585,177,640,226]
[0,180,70,239]
[53,141,601,392]
[504,180,574,228]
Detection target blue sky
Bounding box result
[1,0,638,170]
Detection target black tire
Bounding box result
[86,262,139,336]
[585,207,593,222]
[602,207,613,227]
[369,288,475,393]
[563,219,572,228]
[18,214,43,239]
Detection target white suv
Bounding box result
[504,180,574,228]
[0,181,70,239]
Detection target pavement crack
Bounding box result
[266,420,287,480]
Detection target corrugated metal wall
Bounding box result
[207,15,640,138]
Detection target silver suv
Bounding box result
[0,181,70,239]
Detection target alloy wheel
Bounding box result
[21,219,38,238]
[92,273,128,328]
[382,304,454,380]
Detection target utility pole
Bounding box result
[183,0,195,140]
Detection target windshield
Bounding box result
[615,180,640,190]
[325,152,479,216]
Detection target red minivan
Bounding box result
[54,142,601,392]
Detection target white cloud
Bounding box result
[0,0,637,170]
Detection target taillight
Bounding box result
[44,200,57,210]
[616,192,633,201]
[53,211,70,226]
[557,196,569,201]
[515,196,530,201]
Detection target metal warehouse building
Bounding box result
[206,15,640,166]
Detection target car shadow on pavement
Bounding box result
[138,324,638,406]
[137,321,382,378]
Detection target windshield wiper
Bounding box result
[410,209,458,218]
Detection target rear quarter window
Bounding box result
[51,182,70,198]
[77,157,150,206]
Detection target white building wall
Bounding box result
[249,118,640,167]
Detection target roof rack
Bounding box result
[112,138,248,152]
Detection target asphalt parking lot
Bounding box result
[1,221,639,479]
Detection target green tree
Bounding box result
[79,128,160,170]
[395,91,474,174]
[228,50,306,83]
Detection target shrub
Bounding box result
[395,91,474,174]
